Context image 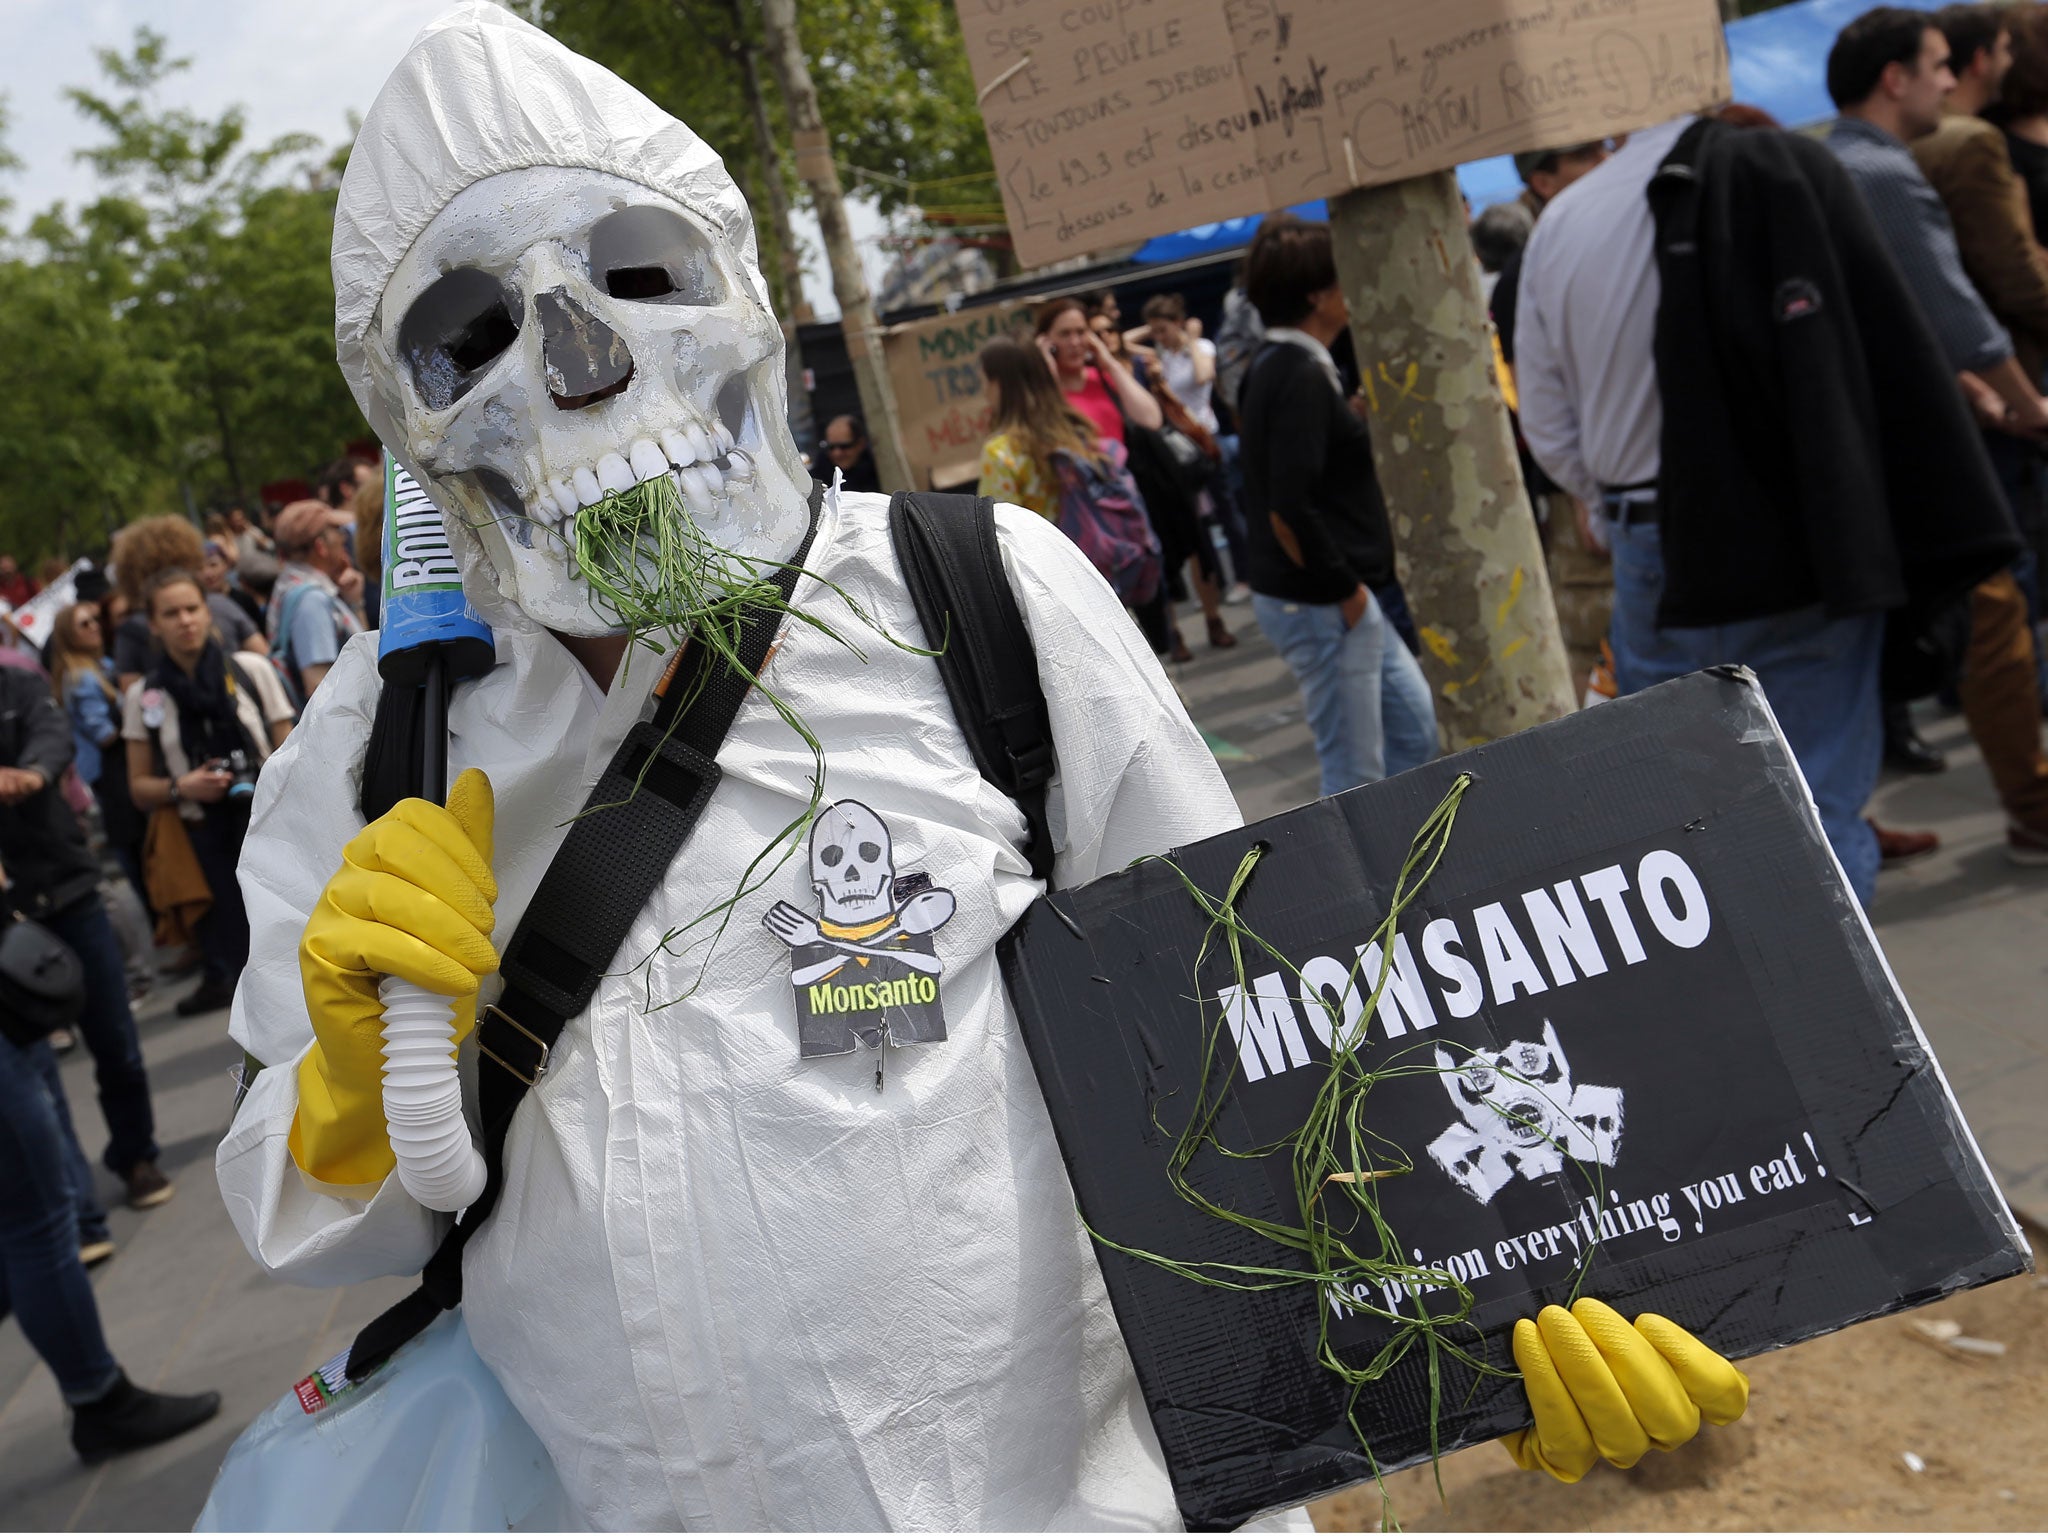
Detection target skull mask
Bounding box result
[810,801,896,927]
[334,5,814,638]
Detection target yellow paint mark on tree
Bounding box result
[1376,358,1432,404]
[1419,626,1461,667]
[1493,565,1524,631]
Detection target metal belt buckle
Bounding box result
[478,1003,550,1086]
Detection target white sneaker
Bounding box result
[1222,582,1252,606]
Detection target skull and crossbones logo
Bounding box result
[1426,1021,1624,1204]
[763,800,957,1057]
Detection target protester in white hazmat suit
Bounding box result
[218,6,1748,1527]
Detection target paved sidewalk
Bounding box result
[0,604,2039,1530]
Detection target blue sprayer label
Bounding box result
[378,453,494,680]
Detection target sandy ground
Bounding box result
[1310,1261,2045,1532]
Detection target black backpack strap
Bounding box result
[887,492,1057,885]
[344,487,821,1384]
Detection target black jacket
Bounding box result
[1648,120,2020,628]
[1239,339,1395,603]
[0,666,98,919]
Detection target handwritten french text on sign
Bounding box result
[958,0,1729,267]
[883,302,1037,489]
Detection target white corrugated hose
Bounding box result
[378,976,486,1210]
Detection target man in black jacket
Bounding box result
[1520,113,2019,910]
[0,666,172,1208]
[1238,215,1438,793]
[1651,112,2021,891]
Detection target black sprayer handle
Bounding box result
[419,651,448,806]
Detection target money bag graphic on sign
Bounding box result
[763,800,956,1056]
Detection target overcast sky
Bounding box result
[1,0,877,317]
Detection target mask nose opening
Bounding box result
[538,286,635,410]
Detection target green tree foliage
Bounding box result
[0,30,365,561]
[541,0,1001,309]
[800,0,995,227]
[0,251,176,560]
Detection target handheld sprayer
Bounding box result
[374,454,497,1211]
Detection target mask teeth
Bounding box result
[538,414,763,531]
[674,464,714,518]
[629,439,669,482]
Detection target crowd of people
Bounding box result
[866,0,2047,877]
[0,453,385,1462]
[1489,0,2048,908]
[911,251,1446,795]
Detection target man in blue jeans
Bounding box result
[0,665,174,1210]
[0,1031,220,1459]
[1517,118,1896,906]
[1602,503,1885,901]
[1237,215,1439,795]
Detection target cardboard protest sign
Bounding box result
[883,302,1036,488]
[999,669,2029,1529]
[957,0,1730,267]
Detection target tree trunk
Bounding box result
[756,0,913,492]
[727,5,809,325]
[1328,171,1576,750]
[723,0,817,453]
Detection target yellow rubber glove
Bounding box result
[289,769,498,1188]
[1503,1298,1750,1483]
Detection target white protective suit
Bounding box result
[217,5,1288,1528]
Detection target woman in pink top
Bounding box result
[1033,297,1161,445]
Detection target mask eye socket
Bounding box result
[399,268,521,411]
[589,205,721,306]
[858,841,882,863]
[607,266,675,300]
[820,845,845,868]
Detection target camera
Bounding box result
[222,749,260,800]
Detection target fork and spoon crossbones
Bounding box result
[763,888,957,986]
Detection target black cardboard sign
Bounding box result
[999,671,2029,1530]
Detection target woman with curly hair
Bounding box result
[110,517,266,690]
